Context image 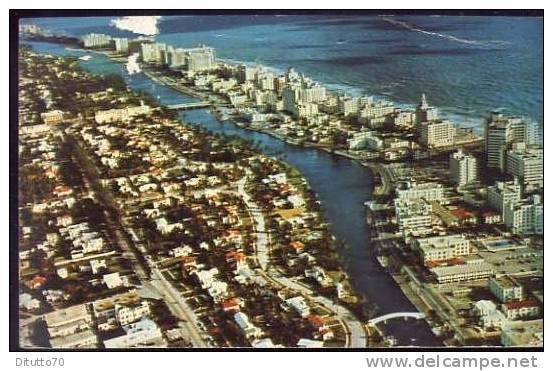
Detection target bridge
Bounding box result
[368,312,425,326]
[166,101,212,110]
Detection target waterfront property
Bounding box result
[17,15,543,348]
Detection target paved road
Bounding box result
[150,268,207,347]
[237,173,367,348]
[267,271,367,348]
[71,134,208,347]
[237,174,269,270]
[402,265,467,343]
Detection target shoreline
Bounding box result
[132,56,443,340]
[94,48,436,316]
[22,34,544,130]
[27,39,443,344]
[24,39,483,169]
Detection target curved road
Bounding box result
[237,173,367,348]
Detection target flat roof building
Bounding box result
[396,181,445,203]
[485,113,527,172]
[450,149,478,188]
[504,195,543,236]
[412,234,471,265]
[49,328,98,349]
[82,33,111,48]
[489,275,523,303]
[430,261,494,284]
[506,143,543,189]
[417,120,456,148]
[394,198,433,234]
[487,179,521,221]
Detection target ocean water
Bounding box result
[21,15,544,129]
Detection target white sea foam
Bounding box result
[111,16,161,36]
[381,16,507,48]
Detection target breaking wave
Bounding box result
[111,16,162,36]
[381,16,508,48]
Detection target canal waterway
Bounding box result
[23,40,441,346]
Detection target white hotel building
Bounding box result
[396,181,446,203]
[485,113,527,172]
[394,199,433,233]
[417,119,456,148]
[431,261,494,284]
[82,33,111,48]
[412,234,471,264]
[449,149,478,188]
[506,143,543,189]
[487,179,522,221]
[504,195,544,235]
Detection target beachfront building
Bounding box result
[167,47,188,68]
[298,84,327,104]
[237,65,258,83]
[338,95,358,117]
[449,149,478,188]
[415,93,439,124]
[526,121,543,146]
[417,119,456,148]
[140,42,168,65]
[82,33,111,48]
[394,110,416,128]
[506,143,543,189]
[485,112,527,172]
[412,234,471,265]
[113,38,129,54]
[187,46,216,73]
[359,100,395,126]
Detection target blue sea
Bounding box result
[22,14,544,346]
[21,15,543,130]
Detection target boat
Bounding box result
[366,213,373,225]
[376,255,389,268]
[432,326,443,336]
[78,55,92,61]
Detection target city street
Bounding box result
[237,173,367,348]
[150,268,207,347]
